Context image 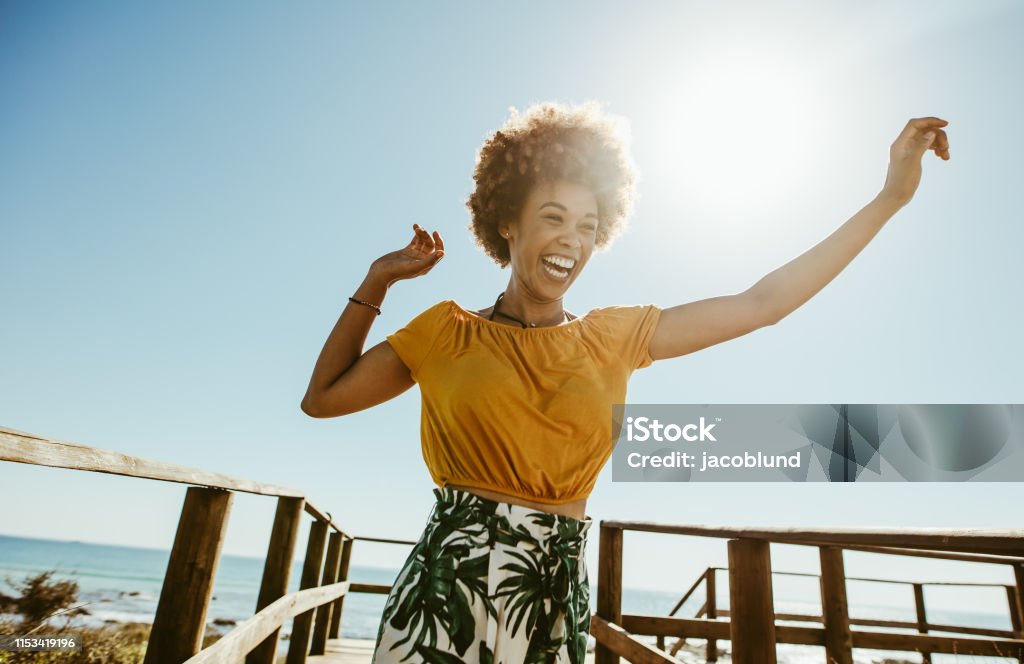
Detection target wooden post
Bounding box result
[310,530,344,654]
[1008,586,1023,639]
[914,583,932,664]
[727,538,777,664]
[246,496,304,664]
[144,487,232,664]
[1013,564,1024,638]
[595,523,623,664]
[285,518,328,664]
[329,536,353,638]
[706,567,718,662]
[1011,564,1024,664]
[819,546,853,664]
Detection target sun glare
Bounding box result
[650,51,832,246]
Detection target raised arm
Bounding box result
[649,117,950,362]
[301,224,445,417]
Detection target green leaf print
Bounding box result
[495,547,549,638]
[417,645,474,664]
[377,492,498,660]
[374,489,592,664]
[478,639,494,664]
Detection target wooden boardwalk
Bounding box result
[302,638,375,663]
[299,638,597,663]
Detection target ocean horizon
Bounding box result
[0,533,1014,663]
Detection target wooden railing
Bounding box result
[592,522,1024,664]
[8,423,1024,664]
[658,566,1023,663]
[0,425,414,664]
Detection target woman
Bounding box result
[301,101,950,663]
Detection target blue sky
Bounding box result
[2,1,1022,612]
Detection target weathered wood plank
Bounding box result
[589,616,675,664]
[287,520,329,664]
[851,629,1024,657]
[248,496,305,664]
[728,538,777,664]
[304,638,597,664]
[311,531,344,655]
[329,537,354,639]
[145,487,233,664]
[705,566,718,662]
[913,582,933,663]
[622,615,730,640]
[1014,564,1024,639]
[601,521,1024,556]
[184,582,348,664]
[820,546,853,664]
[345,583,390,595]
[595,524,623,664]
[350,535,417,546]
[0,426,302,498]
[840,543,1024,565]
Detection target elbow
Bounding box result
[301,393,332,418]
[762,307,784,327]
[300,394,351,419]
[750,289,784,328]
[300,397,322,418]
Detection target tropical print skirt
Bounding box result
[371,486,594,664]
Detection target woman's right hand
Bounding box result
[370,223,445,288]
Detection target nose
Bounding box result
[559,230,583,250]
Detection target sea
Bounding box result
[0,533,1016,663]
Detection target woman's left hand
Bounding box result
[879,116,950,207]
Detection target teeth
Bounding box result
[542,255,576,270]
[543,264,569,280]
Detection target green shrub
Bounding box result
[3,572,80,629]
[0,618,148,664]
[0,570,228,663]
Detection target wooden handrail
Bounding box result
[609,615,1024,658]
[2,425,422,664]
[590,616,675,663]
[826,543,1024,565]
[183,581,349,664]
[600,520,1024,556]
[702,566,1016,588]
[0,425,354,538]
[703,541,1024,565]
[595,521,1024,664]
[709,609,1016,639]
[0,425,304,498]
[352,535,418,546]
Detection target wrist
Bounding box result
[354,271,389,306]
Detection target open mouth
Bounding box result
[541,255,575,280]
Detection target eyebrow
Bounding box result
[538,201,599,220]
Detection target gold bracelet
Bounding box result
[348,296,381,315]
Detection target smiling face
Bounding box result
[500,179,600,297]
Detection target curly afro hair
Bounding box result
[465,100,638,269]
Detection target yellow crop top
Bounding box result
[385,299,662,505]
